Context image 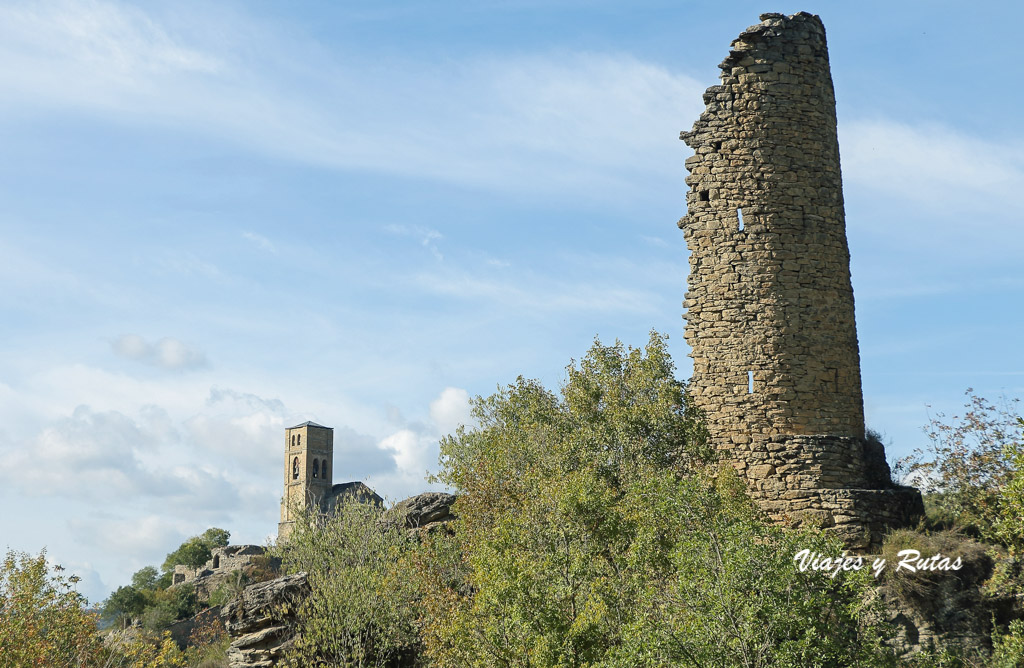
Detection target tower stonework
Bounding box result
[679,12,922,548]
[278,421,334,540]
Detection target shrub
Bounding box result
[0,549,102,667]
[991,619,1024,668]
[900,391,1022,548]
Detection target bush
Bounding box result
[184,615,231,667]
[991,619,1024,668]
[103,584,150,626]
[900,391,1023,549]
[0,549,102,666]
[140,584,197,632]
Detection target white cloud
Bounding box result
[373,428,442,502]
[841,119,1024,218]
[0,405,225,504]
[429,387,471,436]
[112,333,149,360]
[0,1,704,201]
[112,334,208,370]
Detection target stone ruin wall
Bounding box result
[680,12,922,548]
[172,545,268,596]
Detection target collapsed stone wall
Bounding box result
[172,545,272,601]
[679,12,921,548]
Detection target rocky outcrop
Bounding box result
[878,552,1024,658]
[222,572,309,668]
[387,491,456,534]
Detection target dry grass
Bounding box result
[880,528,992,609]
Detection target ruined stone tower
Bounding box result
[278,421,334,539]
[679,12,921,548]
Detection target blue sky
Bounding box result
[1,0,1022,604]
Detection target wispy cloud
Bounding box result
[0,1,703,201]
[385,224,444,261]
[841,119,1024,219]
[242,231,276,253]
[112,334,208,370]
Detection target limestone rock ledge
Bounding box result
[222,572,309,668]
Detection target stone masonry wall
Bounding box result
[680,11,863,446]
[679,12,922,548]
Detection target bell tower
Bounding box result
[278,421,334,540]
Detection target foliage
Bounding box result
[273,502,423,667]
[0,549,102,667]
[0,549,211,667]
[132,566,160,591]
[103,581,197,632]
[183,615,230,668]
[144,585,198,632]
[103,584,150,625]
[206,570,245,608]
[101,526,233,630]
[990,619,1024,668]
[990,424,1024,553]
[899,391,1023,550]
[420,332,897,667]
[101,629,188,667]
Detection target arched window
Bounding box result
[290,434,295,447]
[212,554,220,569]
[292,457,299,480]
[322,459,328,479]
[313,459,320,478]
[297,434,302,446]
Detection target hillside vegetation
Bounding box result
[3,334,1022,667]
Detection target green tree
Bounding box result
[991,419,1024,553]
[102,585,149,626]
[131,566,159,591]
[198,528,230,550]
[160,527,230,574]
[421,332,896,667]
[0,549,103,667]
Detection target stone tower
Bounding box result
[679,12,921,548]
[278,421,334,539]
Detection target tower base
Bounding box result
[730,434,924,550]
